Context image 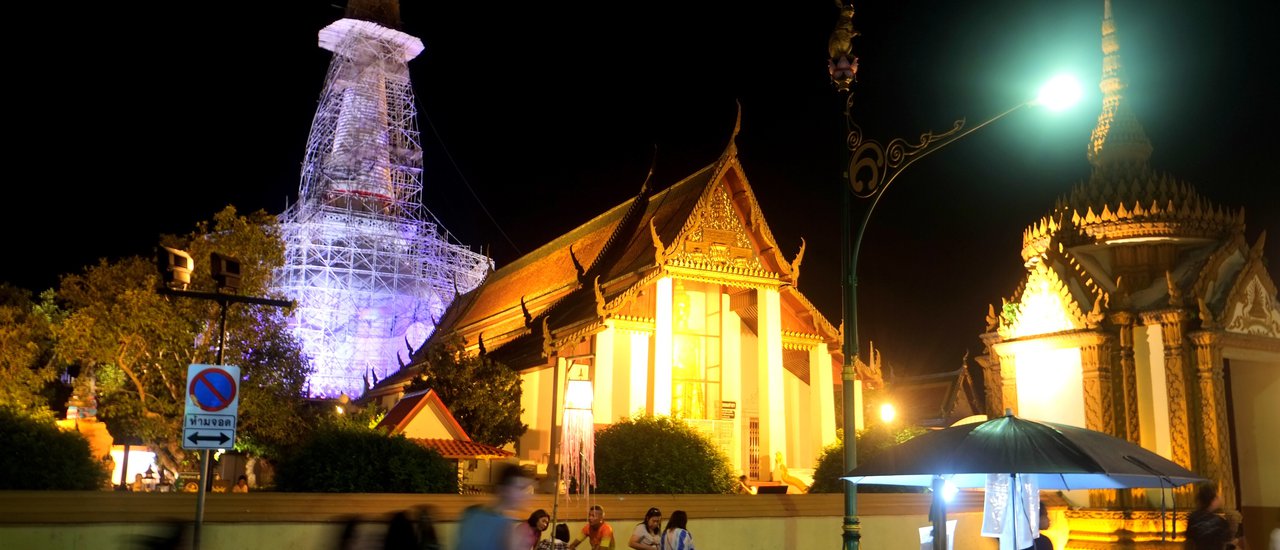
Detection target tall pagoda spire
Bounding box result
[275,0,491,398]
[345,0,402,30]
[1087,0,1153,168]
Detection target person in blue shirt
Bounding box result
[455,464,533,550]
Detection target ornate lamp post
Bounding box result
[827,5,1080,550]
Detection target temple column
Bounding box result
[998,352,1019,416]
[810,341,837,449]
[1081,333,1118,507]
[1110,311,1141,443]
[1110,311,1142,507]
[1190,331,1237,511]
[757,286,786,480]
[653,278,673,415]
[1143,309,1195,507]
[593,325,615,423]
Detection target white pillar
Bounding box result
[757,286,786,479]
[721,293,743,474]
[653,277,674,416]
[628,332,651,418]
[594,325,615,422]
[810,342,837,449]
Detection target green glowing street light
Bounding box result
[828,10,1082,550]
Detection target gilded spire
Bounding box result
[1087,0,1152,168]
[345,0,402,29]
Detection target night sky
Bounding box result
[8,0,1277,377]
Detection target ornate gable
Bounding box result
[669,181,764,272]
[999,260,1090,339]
[1221,238,1280,337]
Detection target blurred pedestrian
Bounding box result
[385,510,420,550]
[1019,500,1052,550]
[659,510,694,550]
[1186,483,1237,550]
[232,474,249,493]
[455,463,533,550]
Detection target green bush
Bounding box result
[809,425,927,494]
[274,423,456,493]
[594,415,735,494]
[0,408,107,490]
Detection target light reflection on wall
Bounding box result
[1010,276,1078,339]
[1014,346,1085,427]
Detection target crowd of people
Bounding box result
[453,464,698,550]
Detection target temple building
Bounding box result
[977,0,1279,543]
[365,122,842,483]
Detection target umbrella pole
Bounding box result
[931,476,947,550]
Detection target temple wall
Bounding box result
[1014,346,1085,427]
[1226,357,1280,508]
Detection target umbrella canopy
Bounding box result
[842,412,1204,489]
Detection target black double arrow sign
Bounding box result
[187,431,231,445]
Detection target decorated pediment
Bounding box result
[667,182,765,272]
[999,261,1089,339]
[1223,273,1280,338]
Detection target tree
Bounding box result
[808,424,927,493]
[404,332,525,448]
[51,206,313,471]
[0,285,60,419]
[594,415,736,494]
[274,419,457,493]
[0,408,108,490]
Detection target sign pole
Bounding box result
[193,299,230,550]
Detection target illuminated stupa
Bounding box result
[275,0,491,398]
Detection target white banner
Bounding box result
[981,474,1039,550]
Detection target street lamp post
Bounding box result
[827,5,1080,550]
[157,249,293,550]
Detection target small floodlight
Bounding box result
[210,252,241,292]
[158,247,194,290]
[1035,74,1083,111]
[942,480,959,502]
[879,402,896,423]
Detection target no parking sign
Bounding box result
[182,364,240,450]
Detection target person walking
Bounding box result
[1185,483,1238,550]
[455,464,534,550]
[568,505,615,550]
[516,509,551,550]
[659,511,694,550]
[627,507,662,550]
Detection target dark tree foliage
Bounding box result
[594,415,736,494]
[404,332,525,448]
[0,284,59,418]
[0,408,107,490]
[809,425,928,494]
[274,421,457,493]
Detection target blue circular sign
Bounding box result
[189,368,237,412]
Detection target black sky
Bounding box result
[7,0,1277,376]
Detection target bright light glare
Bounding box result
[879,403,896,423]
[1035,75,1082,111]
[942,480,959,502]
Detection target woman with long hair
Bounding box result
[660,510,695,550]
[516,509,551,550]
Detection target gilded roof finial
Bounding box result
[1088,0,1153,168]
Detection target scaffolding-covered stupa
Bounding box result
[276,0,491,398]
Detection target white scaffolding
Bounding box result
[276,17,491,398]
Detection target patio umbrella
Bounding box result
[842,411,1205,549]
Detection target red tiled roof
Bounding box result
[412,438,514,459]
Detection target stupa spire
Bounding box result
[1087,0,1153,168]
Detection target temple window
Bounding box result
[671,279,722,420]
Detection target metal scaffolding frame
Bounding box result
[276,17,490,398]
